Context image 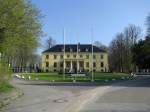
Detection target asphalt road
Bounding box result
[79,77,150,112]
[0,78,97,112]
[1,77,150,112]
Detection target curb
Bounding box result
[0,88,24,108]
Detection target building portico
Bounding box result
[63,59,84,73]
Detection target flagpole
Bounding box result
[91,28,94,82]
[63,28,66,80]
[76,41,79,79]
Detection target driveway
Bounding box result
[79,77,150,112]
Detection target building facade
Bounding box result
[42,44,109,72]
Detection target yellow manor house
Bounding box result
[42,44,109,73]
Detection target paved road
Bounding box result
[0,78,98,112]
[79,77,150,112]
[1,77,150,112]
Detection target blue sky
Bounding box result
[31,0,150,54]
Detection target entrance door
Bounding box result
[72,61,77,73]
[79,61,84,72]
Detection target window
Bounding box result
[101,69,104,72]
[86,62,89,67]
[46,69,49,72]
[79,61,84,67]
[101,54,104,59]
[46,62,49,67]
[54,62,57,68]
[86,55,89,59]
[93,62,96,68]
[101,62,104,67]
[54,55,57,59]
[86,69,89,72]
[93,69,96,72]
[67,54,70,58]
[54,69,57,72]
[80,55,83,58]
[93,55,96,59]
[66,61,70,68]
[60,62,63,67]
[60,55,63,59]
[46,55,49,59]
[73,54,76,58]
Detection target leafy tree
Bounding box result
[132,37,150,70]
[0,59,11,82]
[0,0,43,70]
[131,14,150,71]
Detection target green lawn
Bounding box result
[20,72,131,82]
[0,81,14,93]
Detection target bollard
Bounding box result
[121,77,125,80]
[91,79,94,82]
[105,79,108,82]
[22,76,25,79]
[28,76,31,80]
[73,79,76,83]
[112,78,116,81]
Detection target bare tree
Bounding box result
[109,39,119,72]
[109,24,142,73]
[94,41,108,51]
[123,24,141,72]
[124,24,141,44]
[110,33,124,72]
[46,36,56,49]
